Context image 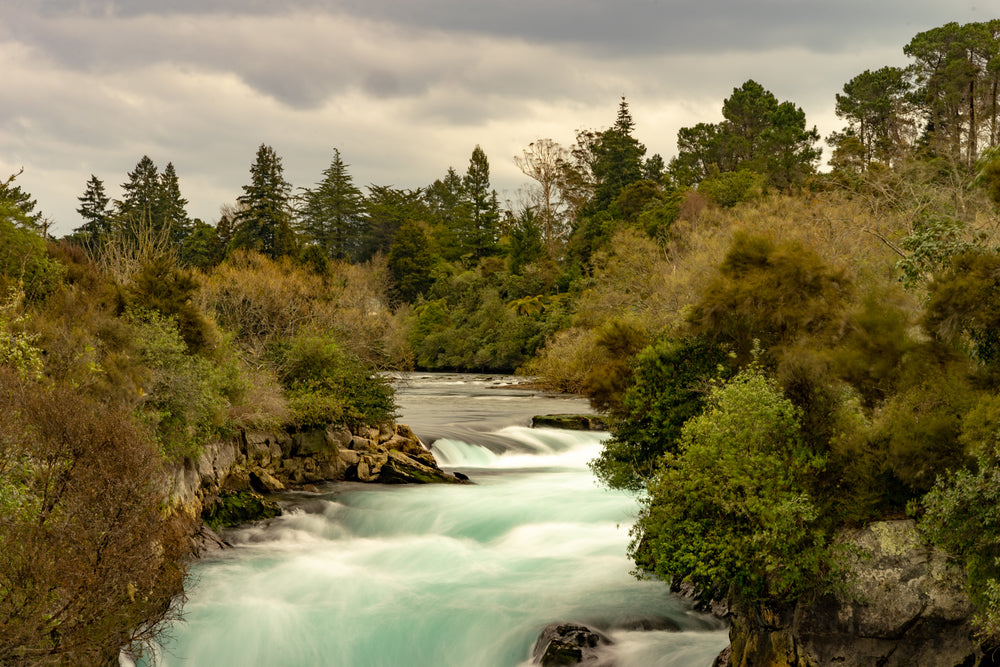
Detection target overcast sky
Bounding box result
[1,1,993,237]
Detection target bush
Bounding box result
[919,454,1000,642]
[632,363,831,603]
[687,232,852,364]
[277,332,396,429]
[697,169,765,207]
[591,336,728,491]
[0,370,186,664]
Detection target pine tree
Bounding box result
[298,148,366,261]
[157,162,191,245]
[118,155,160,236]
[0,170,43,231]
[590,97,647,211]
[232,144,296,259]
[425,167,470,261]
[75,174,112,246]
[462,145,500,259]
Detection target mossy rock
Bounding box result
[531,414,607,431]
[203,490,281,530]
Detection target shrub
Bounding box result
[0,370,186,664]
[277,332,396,429]
[632,363,831,603]
[591,336,728,491]
[697,169,765,207]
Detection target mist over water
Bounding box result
[145,374,728,666]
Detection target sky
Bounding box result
[1,1,994,237]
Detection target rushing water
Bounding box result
[143,374,728,666]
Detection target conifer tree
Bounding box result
[157,162,191,244]
[75,174,112,246]
[425,166,470,261]
[590,97,647,211]
[462,145,500,259]
[118,155,160,236]
[298,148,365,261]
[232,144,296,259]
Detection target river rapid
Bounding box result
[142,373,728,666]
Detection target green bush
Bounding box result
[919,453,1000,642]
[697,169,765,207]
[591,336,727,491]
[277,332,396,429]
[129,308,231,460]
[632,362,831,603]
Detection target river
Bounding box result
[142,373,728,666]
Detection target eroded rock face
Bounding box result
[165,421,463,543]
[532,623,614,666]
[725,520,986,667]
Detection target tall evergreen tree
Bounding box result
[832,67,914,168]
[387,219,434,303]
[157,162,191,245]
[669,81,820,188]
[425,167,471,261]
[118,155,160,235]
[360,186,428,261]
[462,145,500,259]
[0,170,43,231]
[75,174,112,246]
[232,144,296,259]
[590,97,647,211]
[298,148,366,261]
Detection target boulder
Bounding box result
[377,450,460,484]
[531,414,607,431]
[724,520,988,667]
[531,623,613,666]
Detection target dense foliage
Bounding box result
[4,17,1000,658]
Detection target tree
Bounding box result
[425,167,470,261]
[387,219,434,303]
[669,81,820,189]
[905,21,1000,167]
[118,155,160,237]
[231,144,297,259]
[298,148,366,261]
[75,174,112,247]
[0,172,43,232]
[631,363,828,603]
[157,162,191,244]
[833,66,914,168]
[515,139,572,256]
[462,145,501,259]
[590,97,647,211]
[361,185,429,261]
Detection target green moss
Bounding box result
[203,491,281,530]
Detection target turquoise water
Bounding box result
[142,376,728,666]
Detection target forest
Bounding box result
[3,18,1000,664]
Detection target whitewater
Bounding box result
[142,374,728,666]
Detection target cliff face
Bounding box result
[724,520,988,667]
[165,422,460,524]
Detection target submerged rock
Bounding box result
[532,623,614,666]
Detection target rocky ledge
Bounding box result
[722,520,995,667]
[166,421,464,542]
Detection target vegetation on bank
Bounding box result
[3,17,1000,661]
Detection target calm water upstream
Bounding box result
[143,373,728,666]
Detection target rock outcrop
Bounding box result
[167,422,463,530]
[722,520,991,667]
[531,623,614,666]
[531,414,607,431]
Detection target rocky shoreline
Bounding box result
[165,420,464,549]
